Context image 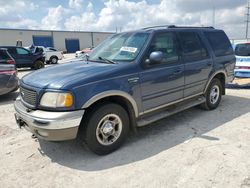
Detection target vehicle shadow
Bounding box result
[38,94,250,171]
[0,92,18,105]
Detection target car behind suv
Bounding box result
[233,42,250,78]
[14,26,235,155]
[0,48,18,95]
[0,46,45,69]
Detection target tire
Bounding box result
[50,56,58,64]
[84,103,129,155]
[33,60,44,70]
[201,78,222,110]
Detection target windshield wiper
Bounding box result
[98,56,117,64]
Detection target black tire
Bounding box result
[201,78,222,110]
[84,103,129,155]
[33,60,44,70]
[50,56,58,64]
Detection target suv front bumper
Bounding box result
[14,99,85,141]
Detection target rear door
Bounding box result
[140,31,184,112]
[178,31,212,97]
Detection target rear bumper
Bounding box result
[234,71,250,78]
[14,99,85,141]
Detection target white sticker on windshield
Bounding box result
[120,46,137,53]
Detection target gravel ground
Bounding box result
[0,57,250,188]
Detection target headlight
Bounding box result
[40,92,73,108]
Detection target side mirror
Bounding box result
[145,51,164,66]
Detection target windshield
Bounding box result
[235,43,250,56]
[88,32,149,62]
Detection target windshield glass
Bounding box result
[235,43,250,56]
[88,32,149,62]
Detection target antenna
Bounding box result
[246,0,250,39]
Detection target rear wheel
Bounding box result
[50,56,58,64]
[84,103,129,155]
[33,60,44,70]
[201,78,222,110]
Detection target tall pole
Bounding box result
[212,6,215,27]
[246,1,250,39]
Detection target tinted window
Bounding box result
[205,31,233,57]
[179,32,208,62]
[17,48,29,55]
[235,43,250,56]
[147,32,180,64]
[35,47,44,53]
[7,48,17,55]
[47,47,57,51]
[0,50,10,60]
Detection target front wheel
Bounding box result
[84,103,129,155]
[201,78,222,110]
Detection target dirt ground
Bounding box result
[0,58,250,187]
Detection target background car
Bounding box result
[0,46,45,69]
[0,48,18,95]
[233,42,250,78]
[28,46,63,64]
[75,47,93,57]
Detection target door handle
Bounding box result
[173,69,182,74]
[128,77,139,84]
[207,62,212,66]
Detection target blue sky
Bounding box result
[0,0,247,38]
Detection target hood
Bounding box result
[22,60,116,89]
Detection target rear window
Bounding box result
[0,50,10,60]
[205,31,233,57]
[234,43,250,56]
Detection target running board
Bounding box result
[137,96,205,127]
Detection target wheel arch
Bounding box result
[204,71,226,95]
[81,91,139,132]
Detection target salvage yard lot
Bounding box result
[0,57,250,187]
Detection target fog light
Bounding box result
[36,130,49,137]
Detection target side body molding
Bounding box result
[82,90,139,117]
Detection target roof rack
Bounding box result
[142,25,214,30]
[168,25,214,29]
[142,25,173,30]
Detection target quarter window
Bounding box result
[205,31,233,57]
[179,32,208,62]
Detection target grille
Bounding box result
[20,86,37,106]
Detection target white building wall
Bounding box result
[0,29,114,52]
[0,29,51,47]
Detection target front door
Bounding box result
[139,31,184,113]
[16,47,33,67]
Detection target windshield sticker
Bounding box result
[120,46,137,53]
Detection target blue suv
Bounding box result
[14,26,235,155]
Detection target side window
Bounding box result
[147,32,180,64]
[205,31,233,57]
[35,47,43,53]
[0,50,10,60]
[179,32,208,62]
[7,48,17,55]
[16,48,29,55]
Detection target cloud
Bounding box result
[69,0,84,9]
[0,0,247,39]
